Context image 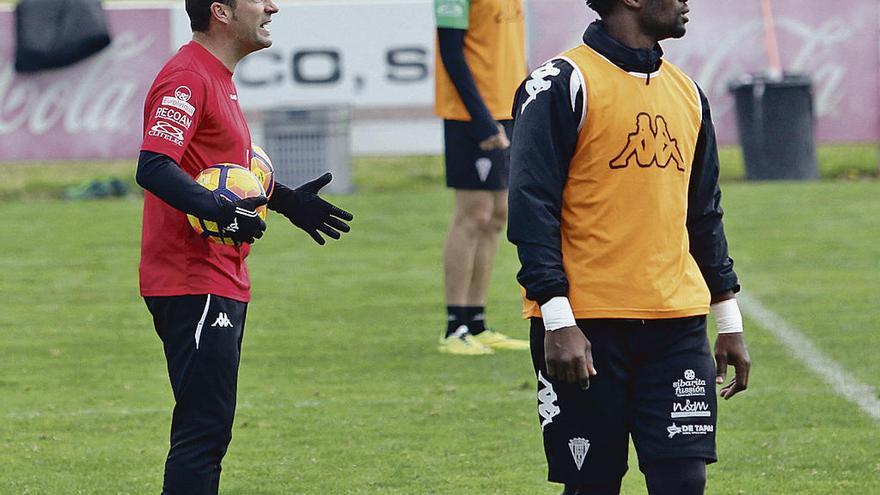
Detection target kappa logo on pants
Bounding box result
[537,371,560,430]
[211,313,233,328]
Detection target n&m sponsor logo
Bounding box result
[670,399,712,419]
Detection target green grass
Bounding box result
[0,152,878,494]
[2,143,876,201]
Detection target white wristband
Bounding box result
[541,296,577,331]
[711,298,744,334]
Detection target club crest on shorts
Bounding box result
[568,437,590,471]
[475,157,492,182]
[537,371,560,430]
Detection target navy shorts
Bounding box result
[530,316,717,489]
[443,119,512,190]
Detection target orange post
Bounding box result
[760,0,784,78]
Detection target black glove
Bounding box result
[216,194,268,245]
[268,173,353,245]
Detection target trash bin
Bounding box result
[728,73,818,180]
[262,106,353,194]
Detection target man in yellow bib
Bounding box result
[508,1,752,493]
[434,0,529,355]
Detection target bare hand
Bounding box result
[714,333,751,399]
[544,325,597,390]
[478,123,510,151]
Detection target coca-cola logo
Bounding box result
[0,32,155,137]
[671,14,861,122]
[174,85,192,102]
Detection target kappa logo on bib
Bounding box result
[610,113,686,171]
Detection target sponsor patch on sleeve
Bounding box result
[147,120,185,146]
[154,106,193,130]
[435,0,469,29]
[161,96,195,116]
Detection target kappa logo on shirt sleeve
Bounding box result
[521,61,561,114]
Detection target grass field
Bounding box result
[0,151,878,494]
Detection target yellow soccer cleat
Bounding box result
[472,330,530,350]
[439,326,494,355]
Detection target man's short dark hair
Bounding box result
[586,0,616,17]
[186,0,236,32]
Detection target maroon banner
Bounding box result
[527,0,880,145]
[0,8,171,161]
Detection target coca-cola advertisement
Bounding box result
[528,0,880,145]
[0,8,171,161]
[0,1,877,161]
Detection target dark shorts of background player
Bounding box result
[145,294,248,495]
[529,316,717,491]
[443,119,512,191]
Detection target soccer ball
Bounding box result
[250,144,275,199]
[187,164,267,245]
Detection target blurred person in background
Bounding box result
[434,0,530,355]
[135,0,352,493]
[508,0,751,493]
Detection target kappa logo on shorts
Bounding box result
[667,422,714,439]
[475,158,492,182]
[211,312,233,328]
[537,371,560,430]
[521,61,560,113]
[568,437,590,471]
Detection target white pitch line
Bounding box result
[738,292,880,422]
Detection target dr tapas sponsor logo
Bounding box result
[670,399,712,419]
[672,369,707,398]
[667,422,714,439]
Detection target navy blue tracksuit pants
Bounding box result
[145,294,248,495]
